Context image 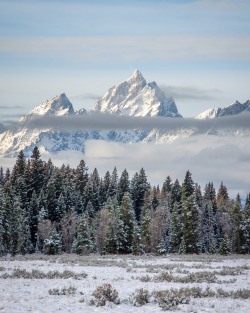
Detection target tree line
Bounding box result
[0,146,250,256]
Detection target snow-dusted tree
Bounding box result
[182,170,195,198]
[43,229,62,255]
[160,176,172,209]
[119,192,136,253]
[241,193,250,253]
[117,169,130,204]
[131,168,150,221]
[0,167,4,187]
[29,190,39,248]
[9,196,31,255]
[200,200,217,253]
[171,179,182,208]
[11,150,26,184]
[105,197,123,254]
[231,194,244,253]
[181,190,200,254]
[0,190,6,255]
[108,166,118,198]
[74,159,88,195]
[150,186,160,211]
[30,146,46,195]
[75,212,93,255]
[217,182,230,212]
[169,202,182,252]
[220,234,231,255]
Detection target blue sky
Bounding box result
[0,0,250,121]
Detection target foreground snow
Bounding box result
[0,254,250,313]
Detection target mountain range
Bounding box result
[0,70,249,157]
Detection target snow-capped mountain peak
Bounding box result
[21,93,74,122]
[93,70,182,118]
[195,100,250,119]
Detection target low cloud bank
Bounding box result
[25,112,250,132]
[38,136,250,199]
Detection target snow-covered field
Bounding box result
[0,253,250,313]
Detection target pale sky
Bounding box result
[0,0,250,123]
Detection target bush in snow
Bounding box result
[129,288,150,306]
[91,283,119,306]
[48,286,77,296]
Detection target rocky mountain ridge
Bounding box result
[0,71,249,157]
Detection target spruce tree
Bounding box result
[119,192,136,253]
[181,190,200,254]
[131,168,150,221]
[117,169,130,204]
[241,193,250,253]
[75,213,92,255]
[231,194,243,253]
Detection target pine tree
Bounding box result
[220,234,231,255]
[131,168,150,221]
[241,193,250,253]
[75,160,88,195]
[0,190,6,255]
[9,196,31,255]
[231,194,244,253]
[30,146,46,195]
[109,166,118,198]
[29,190,39,248]
[171,179,182,207]
[75,213,92,255]
[117,169,130,204]
[119,192,136,253]
[11,150,26,184]
[169,202,182,252]
[43,229,62,255]
[105,197,123,254]
[182,170,195,198]
[181,190,200,254]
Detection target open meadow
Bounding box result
[0,253,250,312]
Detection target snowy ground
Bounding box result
[0,253,250,313]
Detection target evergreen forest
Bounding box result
[0,146,250,257]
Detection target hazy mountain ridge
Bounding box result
[0,71,249,157]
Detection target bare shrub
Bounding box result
[0,268,87,279]
[154,290,190,311]
[138,274,152,282]
[130,288,150,306]
[92,283,119,306]
[49,286,77,295]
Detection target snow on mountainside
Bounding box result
[0,71,249,157]
[93,70,182,118]
[196,100,250,119]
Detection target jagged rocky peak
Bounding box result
[93,70,182,118]
[25,93,75,118]
[196,100,250,119]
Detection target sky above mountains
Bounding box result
[0,0,250,123]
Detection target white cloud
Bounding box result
[1,35,250,63]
